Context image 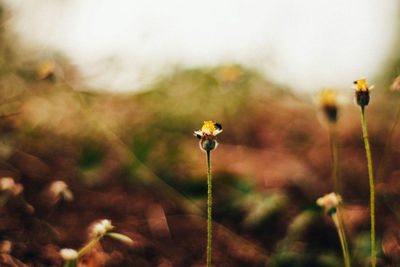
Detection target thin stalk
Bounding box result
[361,106,376,267]
[77,236,102,257]
[332,211,351,267]
[329,123,340,194]
[206,150,212,267]
[329,123,351,266]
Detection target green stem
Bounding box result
[332,211,351,267]
[361,106,376,267]
[77,236,102,258]
[338,208,350,265]
[328,123,350,264]
[206,149,212,267]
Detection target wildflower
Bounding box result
[0,240,12,254]
[194,121,223,151]
[59,248,78,261]
[316,192,342,215]
[317,193,350,267]
[0,177,23,195]
[319,89,339,122]
[91,219,114,237]
[218,65,241,84]
[354,78,373,107]
[37,60,55,80]
[194,121,223,267]
[49,180,73,202]
[0,177,15,191]
[390,75,400,92]
[356,77,377,266]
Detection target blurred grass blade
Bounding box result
[106,232,134,244]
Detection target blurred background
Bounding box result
[0,1,400,266]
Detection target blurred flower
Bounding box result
[91,219,114,237]
[0,240,12,254]
[194,121,223,151]
[218,65,241,84]
[37,60,55,80]
[319,89,339,122]
[354,78,373,107]
[390,75,400,92]
[316,192,341,214]
[0,177,14,191]
[49,180,73,202]
[0,177,23,195]
[59,248,78,261]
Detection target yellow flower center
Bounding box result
[320,89,337,107]
[201,121,216,135]
[355,78,369,92]
[37,60,55,79]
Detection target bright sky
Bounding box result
[3,0,399,92]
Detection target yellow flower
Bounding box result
[319,89,338,122]
[37,60,55,80]
[354,78,373,107]
[194,121,223,151]
[354,78,370,92]
[218,65,241,84]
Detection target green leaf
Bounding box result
[106,232,133,244]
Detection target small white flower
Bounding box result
[49,180,73,201]
[316,192,342,214]
[0,177,15,191]
[0,177,23,195]
[91,219,113,236]
[59,248,78,261]
[50,181,67,196]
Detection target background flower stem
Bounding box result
[361,106,376,267]
[329,122,341,195]
[329,122,350,266]
[332,211,351,267]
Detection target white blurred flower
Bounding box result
[49,180,73,202]
[91,219,114,236]
[0,177,15,191]
[59,248,78,261]
[0,177,23,195]
[316,192,342,214]
[0,240,12,254]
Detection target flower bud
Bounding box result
[354,79,372,107]
[319,89,339,122]
[316,192,341,215]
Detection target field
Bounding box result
[1,5,400,267]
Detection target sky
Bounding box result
[2,0,399,92]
